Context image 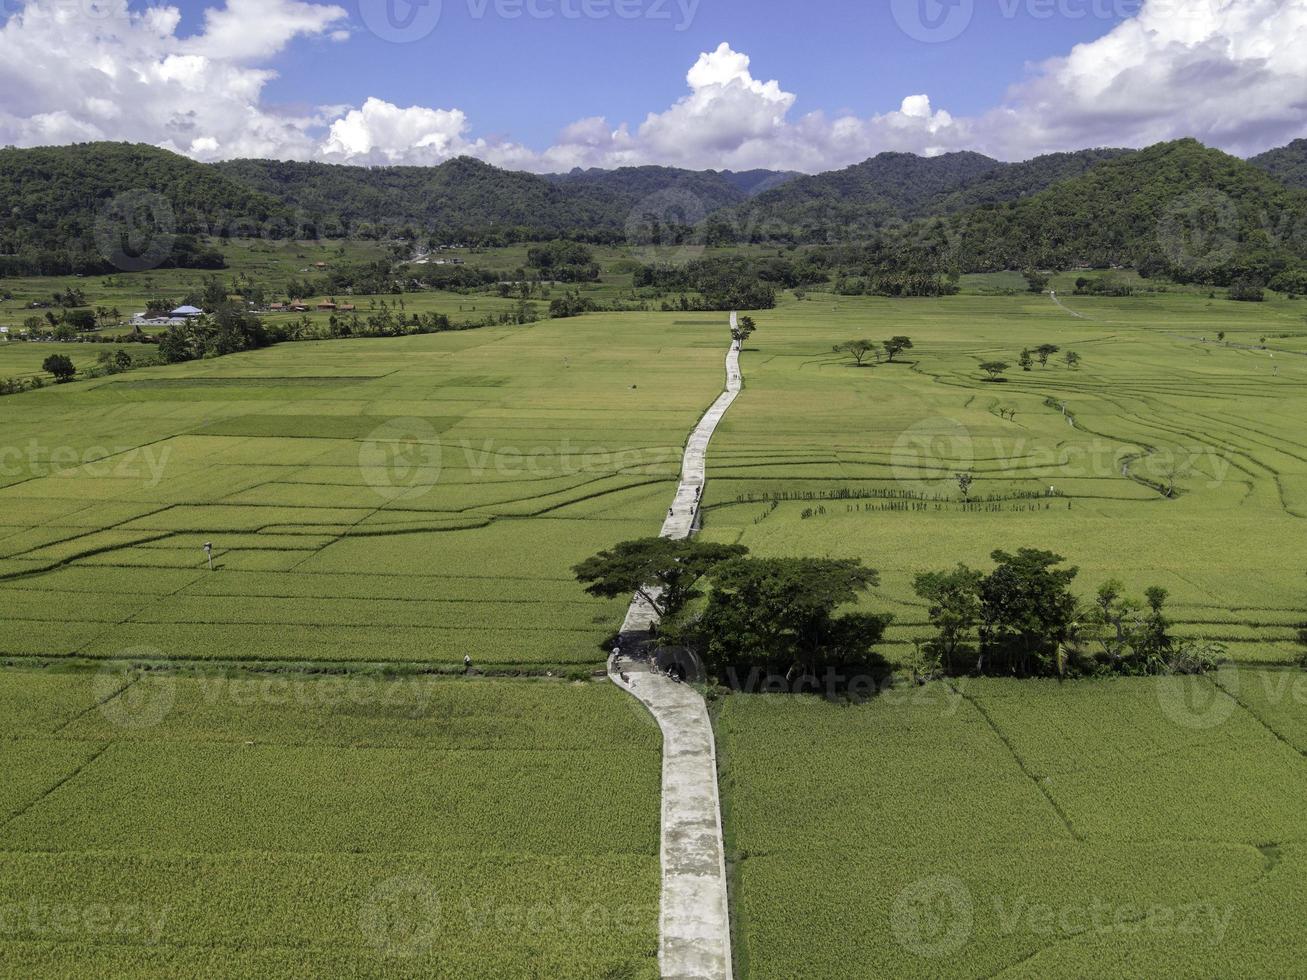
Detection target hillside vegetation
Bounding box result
[937,140,1307,282]
[3,140,1306,285]
[1251,138,1307,190]
[0,143,290,275]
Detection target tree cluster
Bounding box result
[634,255,779,310]
[574,539,891,688]
[913,550,1220,679]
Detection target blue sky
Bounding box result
[1,0,1303,169]
[227,0,1136,148]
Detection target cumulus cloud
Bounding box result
[186,0,346,61]
[0,0,1305,172]
[976,0,1307,158]
[0,0,346,160]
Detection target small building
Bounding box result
[338,304,356,313]
[170,306,204,319]
[268,303,286,312]
[317,302,337,311]
[314,262,327,269]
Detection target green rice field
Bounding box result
[703,284,1307,664]
[0,667,660,976]
[717,668,1307,978]
[0,315,726,669]
[3,268,1306,977]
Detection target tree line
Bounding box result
[574,538,1237,692]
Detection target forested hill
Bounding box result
[546,165,796,204]
[929,148,1135,214]
[214,156,609,239]
[2,139,1306,282]
[0,143,290,272]
[724,148,1135,241]
[725,151,1003,239]
[1250,139,1307,190]
[215,158,798,241]
[935,139,1307,279]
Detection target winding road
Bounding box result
[609,332,742,980]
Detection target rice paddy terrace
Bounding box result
[0,317,725,670]
[702,288,1307,665]
[2,287,1305,977]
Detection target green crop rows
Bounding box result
[0,667,662,976]
[0,315,728,669]
[717,670,1307,979]
[702,283,1307,665]
[5,268,1307,977]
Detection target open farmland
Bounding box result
[0,314,726,669]
[717,670,1307,979]
[701,284,1307,664]
[0,666,660,976]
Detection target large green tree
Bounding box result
[833,339,875,366]
[690,557,892,684]
[913,565,984,674]
[41,354,75,383]
[882,336,914,362]
[573,538,748,620]
[978,549,1080,676]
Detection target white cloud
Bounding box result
[1,0,1305,172]
[0,0,345,160]
[185,0,346,61]
[508,44,973,172]
[322,98,472,163]
[975,0,1307,158]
